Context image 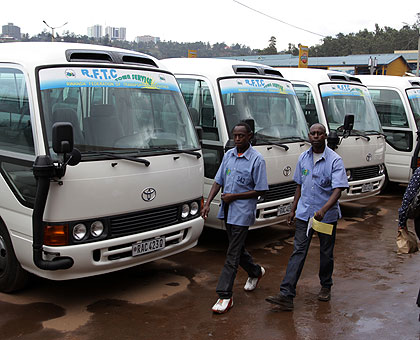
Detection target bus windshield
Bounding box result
[320,83,382,133]
[39,67,199,156]
[407,88,420,128]
[219,78,308,142]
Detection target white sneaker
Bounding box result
[244,266,265,291]
[212,298,233,314]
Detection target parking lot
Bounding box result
[0,184,419,340]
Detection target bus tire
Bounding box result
[0,221,30,293]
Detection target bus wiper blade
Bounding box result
[281,136,310,144]
[350,130,370,141]
[149,147,201,159]
[81,151,150,166]
[254,134,289,151]
[364,130,387,138]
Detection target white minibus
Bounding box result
[279,68,386,201]
[0,42,204,292]
[163,58,310,230]
[358,75,420,184]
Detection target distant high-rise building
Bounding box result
[105,26,126,41]
[135,35,160,44]
[87,25,103,39]
[2,23,21,40]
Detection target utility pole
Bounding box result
[43,20,68,42]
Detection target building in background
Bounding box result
[135,35,160,44]
[87,25,103,39]
[105,26,126,41]
[1,23,21,40]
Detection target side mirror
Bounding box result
[52,122,74,154]
[195,126,203,144]
[327,130,340,150]
[343,114,354,132]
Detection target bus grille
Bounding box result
[110,206,179,238]
[263,182,297,203]
[352,165,380,181]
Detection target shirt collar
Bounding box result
[233,144,252,160]
[309,146,327,160]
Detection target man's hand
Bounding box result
[287,211,295,225]
[201,204,210,220]
[314,209,325,222]
[221,193,236,204]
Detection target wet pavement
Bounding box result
[0,184,419,340]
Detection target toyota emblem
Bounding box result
[283,166,292,177]
[366,153,372,162]
[142,187,156,202]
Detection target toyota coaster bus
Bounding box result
[0,42,204,292]
[163,58,310,230]
[358,75,420,185]
[279,68,386,201]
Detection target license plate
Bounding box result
[361,183,374,193]
[278,203,292,216]
[132,237,165,257]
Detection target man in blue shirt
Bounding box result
[266,123,348,311]
[201,122,268,314]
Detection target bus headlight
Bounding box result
[181,204,190,218]
[73,223,87,241]
[90,221,104,237]
[190,201,199,216]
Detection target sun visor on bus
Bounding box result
[65,49,158,68]
[328,73,362,84]
[232,65,283,78]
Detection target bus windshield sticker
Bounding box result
[39,67,179,92]
[320,84,369,98]
[407,89,420,100]
[220,78,295,95]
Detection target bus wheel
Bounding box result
[0,222,30,293]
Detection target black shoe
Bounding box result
[265,293,294,311]
[318,287,331,301]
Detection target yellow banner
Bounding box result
[311,217,334,235]
[188,50,197,58]
[298,45,309,68]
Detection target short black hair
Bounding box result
[309,123,326,134]
[233,122,252,133]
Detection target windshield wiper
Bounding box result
[81,151,150,166]
[149,147,201,159]
[280,136,310,144]
[364,130,387,138]
[254,134,289,151]
[349,130,370,141]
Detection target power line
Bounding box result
[233,0,326,38]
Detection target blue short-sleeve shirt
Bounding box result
[294,146,348,223]
[214,145,268,226]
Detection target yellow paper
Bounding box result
[311,218,334,235]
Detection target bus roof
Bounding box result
[278,67,364,86]
[162,58,285,81]
[0,42,167,72]
[357,74,420,89]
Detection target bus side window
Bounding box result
[0,68,36,206]
[0,68,34,154]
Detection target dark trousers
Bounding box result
[415,218,420,307]
[280,218,337,298]
[216,222,261,299]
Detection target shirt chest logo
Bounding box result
[302,169,309,176]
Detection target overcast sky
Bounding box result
[1,0,419,51]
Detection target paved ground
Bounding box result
[0,184,419,340]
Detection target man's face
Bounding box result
[233,126,251,150]
[308,125,326,149]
